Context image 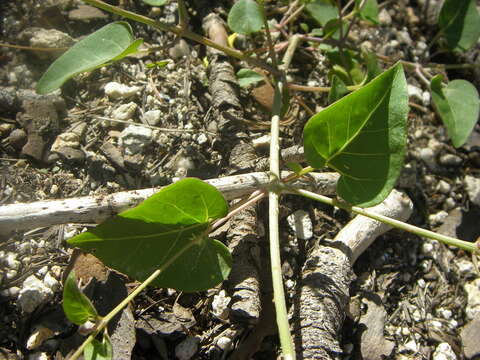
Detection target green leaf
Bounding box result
[236,68,264,88]
[37,22,140,94]
[303,63,408,207]
[146,60,170,69]
[328,75,349,103]
[142,0,167,6]
[430,75,480,147]
[356,0,379,24]
[438,0,480,51]
[286,162,304,174]
[63,271,98,325]
[227,0,264,35]
[84,332,113,360]
[362,49,382,84]
[68,178,231,292]
[305,0,338,27]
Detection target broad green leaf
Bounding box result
[430,75,480,147]
[228,0,264,35]
[328,75,349,103]
[237,68,264,88]
[37,22,140,94]
[142,0,167,6]
[356,0,379,24]
[286,162,304,174]
[63,271,98,325]
[68,178,231,292]
[84,333,113,360]
[305,0,338,27]
[322,18,348,40]
[438,0,480,51]
[303,63,408,207]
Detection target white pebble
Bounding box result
[104,82,139,99]
[436,180,451,194]
[464,278,480,320]
[455,259,475,276]
[143,110,162,126]
[18,275,53,313]
[5,252,20,270]
[36,266,49,277]
[429,210,448,225]
[120,124,153,155]
[112,102,138,121]
[433,342,457,360]
[196,133,208,145]
[27,327,55,350]
[43,272,60,292]
[216,336,232,351]
[212,290,231,320]
[404,339,418,352]
[464,175,480,206]
[287,210,313,240]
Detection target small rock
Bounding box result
[465,279,480,320]
[7,129,28,149]
[26,326,55,350]
[464,175,480,206]
[461,315,480,358]
[43,272,60,292]
[436,180,451,194]
[432,342,457,360]
[104,82,140,99]
[143,110,162,126]
[252,134,271,150]
[419,148,437,170]
[175,336,199,360]
[212,290,231,320]
[455,258,475,277]
[68,5,108,21]
[51,132,81,152]
[27,352,49,360]
[397,28,413,45]
[100,142,125,169]
[196,133,208,145]
[57,147,85,164]
[378,8,392,25]
[408,84,423,101]
[17,275,53,313]
[168,39,191,59]
[286,210,313,240]
[120,125,153,155]
[112,102,138,122]
[216,337,232,351]
[422,91,431,106]
[439,154,462,166]
[5,252,20,270]
[404,339,418,353]
[429,210,448,225]
[25,28,75,59]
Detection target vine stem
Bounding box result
[293,188,478,254]
[269,80,295,360]
[67,240,197,360]
[81,0,281,76]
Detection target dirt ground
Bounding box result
[1,0,480,359]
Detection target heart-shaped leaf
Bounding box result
[438,0,480,51]
[328,75,349,103]
[37,22,143,94]
[63,271,98,325]
[430,75,480,147]
[68,178,231,292]
[305,0,338,27]
[227,0,264,35]
[356,0,379,24]
[237,68,264,88]
[303,63,408,207]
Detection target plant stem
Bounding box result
[269,80,296,360]
[67,241,196,360]
[293,188,478,254]
[81,0,281,76]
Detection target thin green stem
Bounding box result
[293,188,478,254]
[81,0,281,76]
[67,241,197,360]
[269,81,296,360]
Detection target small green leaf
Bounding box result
[356,0,379,24]
[37,22,140,94]
[228,0,264,35]
[362,49,382,84]
[438,0,480,51]
[328,75,349,103]
[305,0,338,27]
[146,60,170,69]
[236,68,264,88]
[63,271,98,325]
[142,0,167,6]
[286,162,304,174]
[430,75,480,147]
[68,178,231,292]
[84,332,113,360]
[304,63,408,207]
